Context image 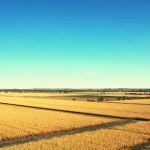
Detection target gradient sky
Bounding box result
[0,0,150,88]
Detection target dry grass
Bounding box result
[0,96,150,119]
[0,105,116,141]
[2,128,149,150]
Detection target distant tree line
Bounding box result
[0,88,150,93]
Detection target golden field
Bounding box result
[2,128,149,150]
[0,92,150,150]
[0,95,150,119]
[0,105,117,141]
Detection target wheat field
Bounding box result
[0,93,150,150]
[3,128,149,150]
[0,95,149,119]
[0,105,117,141]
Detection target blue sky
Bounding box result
[0,0,150,88]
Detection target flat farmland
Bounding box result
[0,92,149,102]
[3,125,150,150]
[0,105,118,142]
[0,95,150,119]
[0,93,150,150]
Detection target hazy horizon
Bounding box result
[0,0,150,89]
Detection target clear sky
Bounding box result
[0,0,150,89]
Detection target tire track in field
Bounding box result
[0,102,149,121]
[0,119,137,148]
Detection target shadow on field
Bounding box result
[0,119,138,148]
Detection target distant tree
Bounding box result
[98,97,104,101]
[117,97,121,100]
